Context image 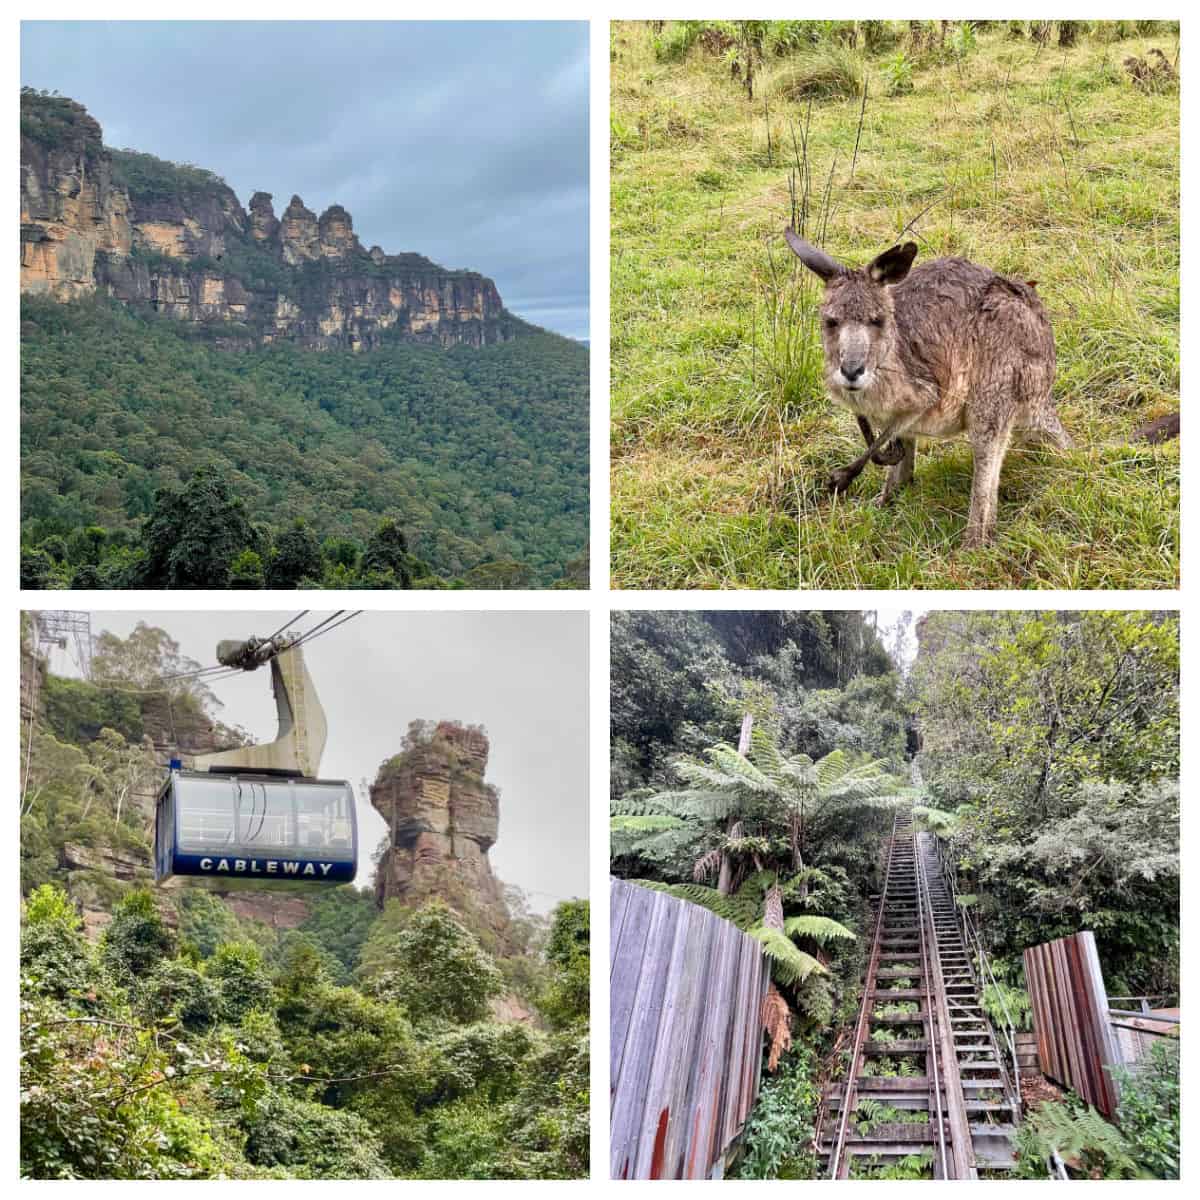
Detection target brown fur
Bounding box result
[785,231,1071,547]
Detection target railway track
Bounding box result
[820,811,1019,1178]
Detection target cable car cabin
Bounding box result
[155,767,357,883]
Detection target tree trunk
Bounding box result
[717,712,754,894]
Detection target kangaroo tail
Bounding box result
[1130,412,1180,444]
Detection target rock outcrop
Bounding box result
[20,90,518,351]
[370,720,510,941]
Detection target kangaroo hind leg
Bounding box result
[960,384,1017,549]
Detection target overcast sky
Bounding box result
[47,611,588,914]
[21,21,589,341]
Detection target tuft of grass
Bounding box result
[610,20,1179,589]
[761,45,866,101]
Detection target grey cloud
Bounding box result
[21,20,589,339]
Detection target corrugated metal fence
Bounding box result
[610,878,770,1179]
[1023,931,1122,1116]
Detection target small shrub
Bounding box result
[732,1046,818,1179]
[950,22,978,61]
[881,51,914,96]
[1111,1039,1179,1179]
[652,20,705,62]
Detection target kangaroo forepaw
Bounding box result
[871,440,906,467]
[828,466,856,495]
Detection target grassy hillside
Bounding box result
[611,20,1179,589]
[22,296,588,587]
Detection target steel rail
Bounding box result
[827,811,902,1179]
[914,823,949,1178]
[917,834,977,1180]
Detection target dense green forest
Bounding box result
[21,295,588,588]
[610,610,1179,1179]
[20,622,589,1179]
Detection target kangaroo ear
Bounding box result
[867,242,918,285]
[783,229,844,281]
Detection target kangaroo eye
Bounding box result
[870,316,885,328]
[824,317,839,330]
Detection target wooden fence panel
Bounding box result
[609,878,770,1179]
[1023,930,1121,1117]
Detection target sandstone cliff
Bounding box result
[370,720,511,942]
[20,90,519,351]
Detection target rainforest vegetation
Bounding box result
[611,19,1179,588]
[21,294,588,588]
[19,620,589,1179]
[610,610,1179,1178]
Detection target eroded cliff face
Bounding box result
[20,102,131,297]
[370,721,511,942]
[20,92,515,351]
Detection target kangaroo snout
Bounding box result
[837,360,868,387]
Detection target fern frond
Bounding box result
[813,748,851,788]
[639,787,738,821]
[783,915,857,944]
[612,824,705,865]
[631,880,759,929]
[610,788,682,817]
[762,982,793,1072]
[610,814,685,832]
[693,847,722,882]
[751,926,828,986]
[749,727,786,783]
[674,743,776,794]
[734,870,776,905]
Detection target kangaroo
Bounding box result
[784,231,1071,548]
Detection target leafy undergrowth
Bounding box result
[610,20,1179,589]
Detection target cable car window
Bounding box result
[295,783,355,858]
[236,779,292,848]
[169,773,355,866]
[175,774,240,854]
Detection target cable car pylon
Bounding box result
[196,635,327,778]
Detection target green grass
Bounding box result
[610,22,1179,589]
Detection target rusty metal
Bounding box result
[609,877,770,1180]
[1024,931,1122,1117]
[826,809,905,1177]
[1109,1010,1179,1070]
[821,814,1018,1178]
[917,831,978,1179]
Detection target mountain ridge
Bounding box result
[21,89,530,351]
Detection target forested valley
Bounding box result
[21,295,588,589]
[610,610,1179,1179]
[19,621,588,1179]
